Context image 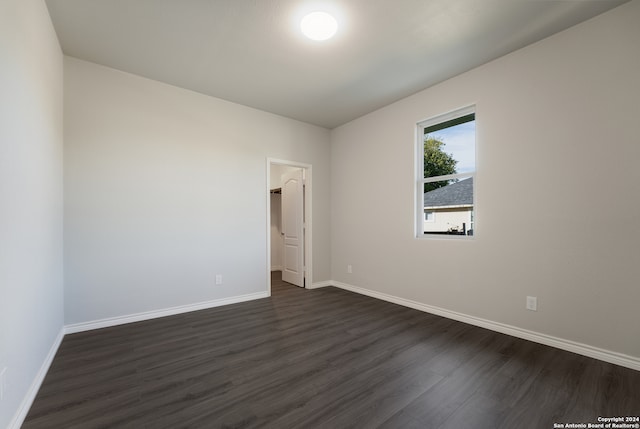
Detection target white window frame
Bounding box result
[424,211,435,223]
[415,105,476,239]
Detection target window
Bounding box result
[416,106,476,237]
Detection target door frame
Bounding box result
[266,158,312,295]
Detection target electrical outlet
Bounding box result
[0,367,7,401]
[526,296,537,311]
[215,274,223,285]
[347,264,352,274]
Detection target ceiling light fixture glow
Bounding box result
[300,11,338,41]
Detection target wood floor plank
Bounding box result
[438,391,507,429]
[386,334,514,428]
[22,272,640,428]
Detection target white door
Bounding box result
[281,169,304,287]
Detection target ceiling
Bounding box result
[46,0,628,129]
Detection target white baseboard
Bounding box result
[9,327,64,429]
[10,292,268,426]
[331,281,640,372]
[270,266,283,272]
[308,280,332,289]
[65,291,269,334]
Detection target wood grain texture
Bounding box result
[23,272,640,428]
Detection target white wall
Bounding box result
[0,0,64,427]
[331,1,640,360]
[423,208,472,234]
[64,57,331,325]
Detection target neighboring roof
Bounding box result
[424,178,473,208]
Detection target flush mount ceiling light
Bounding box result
[300,11,338,41]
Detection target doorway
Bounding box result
[267,159,312,295]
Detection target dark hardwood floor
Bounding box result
[23,272,640,428]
